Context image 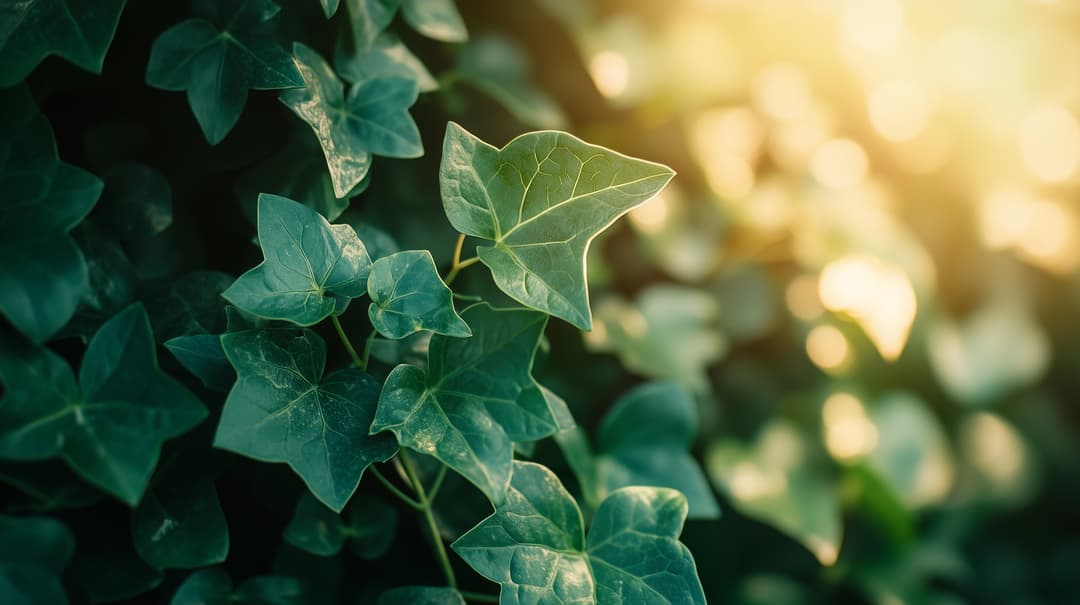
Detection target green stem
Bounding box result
[331,315,364,369]
[445,256,480,286]
[459,591,499,603]
[400,450,457,589]
[370,467,423,510]
[427,464,449,503]
[359,330,377,370]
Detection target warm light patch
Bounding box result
[786,275,824,321]
[822,392,878,460]
[842,0,903,51]
[806,324,851,372]
[589,50,631,98]
[869,80,931,142]
[628,189,673,234]
[811,138,868,189]
[980,190,1080,274]
[960,413,1027,487]
[754,63,812,122]
[818,255,917,360]
[1019,105,1080,183]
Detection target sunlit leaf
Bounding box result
[367,250,471,339]
[440,122,674,329]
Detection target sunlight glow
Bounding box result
[811,139,868,189]
[1019,105,1080,183]
[869,80,931,142]
[842,0,904,51]
[589,50,631,98]
[818,255,917,361]
[806,325,851,372]
[822,392,879,460]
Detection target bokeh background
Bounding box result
[450,0,1080,603]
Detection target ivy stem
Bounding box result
[359,330,377,370]
[330,315,364,369]
[400,450,458,589]
[444,233,481,286]
[459,591,499,603]
[369,467,423,510]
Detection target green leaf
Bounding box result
[336,31,438,92]
[70,517,164,602]
[0,515,74,605]
[283,492,397,558]
[280,43,423,198]
[439,122,674,329]
[223,194,373,326]
[320,0,340,17]
[0,460,104,511]
[399,0,467,43]
[378,586,466,605]
[172,568,301,605]
[566,381,719,519]
[707,420,842,566]
[453,461,706,605]
[367,250,471,339]
[0,86,102,344]
[165,334,235,391]
[456,33,567,129]
[343,0,399,52]
[0,0,127,86]
[145,271,234,341]
[215,328,398,511]
[132,479,229,569]
[145,0,304,144]
[371,304,571,503]
[0,303,208,505]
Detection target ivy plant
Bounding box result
[0,1,713,604]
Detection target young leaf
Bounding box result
[0,0,128,86]
[145,0,304,145]
[367,250,471,339]
[399,0,467,43]
[132,480,229,569]
[0,303,208,505]
[378,586,466,604]
[439,122,674,330]
[223,194,373,326]
[452,461,707,605]
[215,328,398,511]
[594,382,719,519]
[0,86,102,344]
[371,304,571,503]
[280,43,423,198]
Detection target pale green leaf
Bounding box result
[367,250,471,339]
[222,194,373,326]
[456,33,567,129]
[439,122,674,329]
[215,328,398,511]
[336,31,438,92]
[400,0,467,43]
[280,43,423,198]
[453,461,706,605]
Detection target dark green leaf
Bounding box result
[145,271,234,341]
[215,328,397,511]
[0,461,104,511]
[283,492,397,558]
[145,0,303,144]
[367,250,471,339]
[165,334,235,391]
[347,494,397,558]
[223,194,372,326]
[594,382,719,519]
[171,567,232,605]
[94,163,173,244]
[0,564,68,605]
[371,304,571,503]
[320,0,340,17]
[377,586,466,604]
[132,479,229,569]
[439,122,674,329]
[453,461,707,604]
[0,514,74,571]
[0,0,127,86]
[456,33,567,129]
[280,43,423,198]
[0,303,208,505]
[0,86,102,344]
[234,575,304,605]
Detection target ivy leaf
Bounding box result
[132,479,229,569]
[371,304,571,503]
[223,194,373,326]
[452,461,707,605]
[560,381,719,519]
[0,86,102,344]
[0,0,128,86]
[378,586,466,605]
[455,33,567,130]
[215,328,398,511]
[342,0,399,52]
[280,43,423,198]
[165,334,235,391]
[320,0,340,17]
[399,0,467,43]
[283,492,397,558]
[367,250,471,339]
[145,0,304,145]
[0,514,74,605]
[0,303,208,505]
[439,122,674,330]
[145,271,234,342]
[336,31,438,92]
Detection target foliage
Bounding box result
[2,1,1079,604]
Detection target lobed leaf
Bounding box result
[367,250,471,339]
